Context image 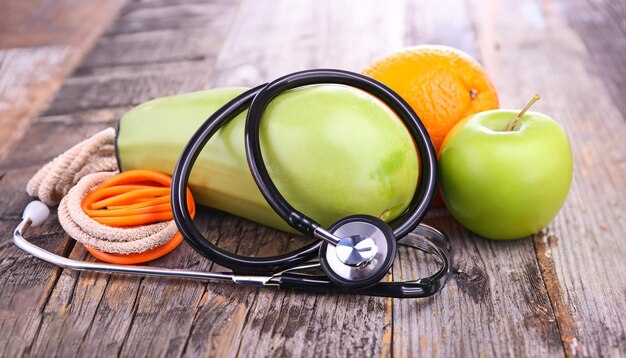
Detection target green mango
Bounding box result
[116,85,419,233]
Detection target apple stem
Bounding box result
[507,94,540,131]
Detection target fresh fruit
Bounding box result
[116,86,419,233]
[438,97,573,239]
[362,45,499,152]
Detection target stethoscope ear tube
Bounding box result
[167,68,451,296]
[244,69,438,239]
[170,85,323,274]
[171,69,438,275]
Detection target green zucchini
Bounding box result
[116,85,419,233]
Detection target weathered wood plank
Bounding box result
[0,92,125,356]
[564,0,626,121]
[30,209,233,357]
[206,0,405,88]
[468,0,626,356]
[0,46,72,156]
[0,120,123,172]
[2,0,624,357]
[0,0,125,49]
[40,0,240,118]
[180,218,315,357]
[178,1,409,356]
[0,0,125,158]
[394,215,563,357]
[20,1,243,357]
[40,60,214,117]
[114,213,232,358]
[0,165,89,356]
[104,0,235,36]
[180,215,390,358]
[29,217,204,357]
[391,1,565,356]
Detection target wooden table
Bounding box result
[1,0,624,356]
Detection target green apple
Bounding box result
[438,108,573,239]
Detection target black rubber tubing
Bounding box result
[245,69,437,239]
[171,69,437,274]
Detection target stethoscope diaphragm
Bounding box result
[319,215,397,288]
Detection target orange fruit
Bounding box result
[363,45,499,153]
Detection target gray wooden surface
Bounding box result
[0,0,624,357]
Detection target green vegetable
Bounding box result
[116,85,419,233]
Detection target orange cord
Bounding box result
[81,169,195,264]
[84,233,185,265]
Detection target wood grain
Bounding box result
[391,1,565,356]
[1,0,125,48]
[0,118,132,355]
[206,0,405,87]
[0,0,625,357]
[0,0,125,158]
[182,1,408,356]
[0,0,240,356]
[468,0,626,356]
[564,0,626,121]
[0,167,83,357]
[25,0,242,355]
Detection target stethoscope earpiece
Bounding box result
[319,215,397,289]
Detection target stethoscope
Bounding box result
[13,69,451,298]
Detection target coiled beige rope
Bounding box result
[58,172,178,254]
[26,128,118,206]
[27,128,178,255]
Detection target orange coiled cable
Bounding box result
[80,170,195,265]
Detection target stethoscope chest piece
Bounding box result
[319,215,397,289]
